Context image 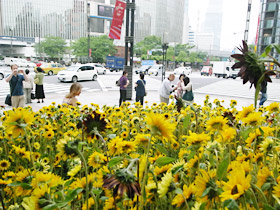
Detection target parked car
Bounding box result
[0,70,5,80]
[135,65,151,74]
[148,64,163,76]
[0,60,5,66]
[57,65,98,83]
[173,66,192,75]
[86,63,106,74]
[36,63,66,75]
[201,66,213,76]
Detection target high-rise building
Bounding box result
[0,0,86,40]
[257,0,280,60]
[200,0,223,50]
[134,0,186,44]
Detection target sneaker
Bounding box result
[37,101,40,103]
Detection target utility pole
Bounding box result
[244,0,252,43]
[124,0,135,100]
[87,2,91,63]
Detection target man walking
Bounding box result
[119,70,130,106]
[159,74,177,104]
[259,80,267,107]
[6,64,29,108]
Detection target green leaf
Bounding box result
[183,115,191,128]
[273,44,280,54]
[264,204,275,210]
[199,202,206,210]
[174,188,183,195]
[224,199,239,210]
[92,188,102,195]
[261,183,271,191]
[254,75,265,108]
[64,188,83,203]
[187,150,196,161]
[201,187,211,197]
[156,144,168,155]
[108,156,123,168]
[217,155,230,180]
[43,204,58,210]
[261,44,272,57]
[100,196,109,201]
[8,182,32,190]
[155,157,175,167]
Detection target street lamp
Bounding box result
[87,2,91,63]
[9,28,13,56]
[162,43,168,82]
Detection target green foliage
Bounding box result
[135,35,162,56]
[37,36,67,60]
[71,35,117,63]
[176,51,188,62]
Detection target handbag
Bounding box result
[182,88,194,101]
[140,80,147,96]
[31,92,35,100]
[34,77,39,84]
[116,78,120,87]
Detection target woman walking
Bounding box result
[181,76,194,106]
[34,67,45,103]
[62,83,82,107]
[135,73,146,105]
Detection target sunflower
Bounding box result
[82,197,95,210]
[266,102,280,113]
[134,134,150,146]
[242,112,265,126]
[68,165,81,177]
[158,172,173,198]
[172,184,193,207]
[121,131,129,139]
[0,160,10,171]
[171,140,180,150]
[237,105,255,120]
[88,151,107,168]
[206,116,228,132]
[33,142,40,150]
[31,184,50,209]
[146,112,176,141]
[83,111,108,137]
[56,137,78,161]
[273,178,280,198]
[185,131,210,145]
[220,167,251,202]
[230,100,237,107]
[43,130,54,139]
[3,108,34,137]
[260,137,274,153]
[256,167,274,189]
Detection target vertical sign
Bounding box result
[89,48,92,57]
[109,0,126,40]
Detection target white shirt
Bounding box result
[23,75,33,89]
[159,78,174,99]
[181,81,192,92]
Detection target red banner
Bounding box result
[109,0,126,40]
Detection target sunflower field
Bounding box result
[0,97,280,210]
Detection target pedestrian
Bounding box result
[176,74,186,98]
[181,76,194,106]
[62,83,82,107]
[23,69,33,104]
[135,73,146,105]
[159,74,177,104]
[259,80,267,107]
[119,70,130,106]
[5,64,29,108]
[34,67,45,103]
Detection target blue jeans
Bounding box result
[259,92,267,106]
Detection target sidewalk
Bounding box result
[0,74,274,112]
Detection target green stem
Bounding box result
[0,188,5,210]
[252,184,268,204]
[26,137,35,170]
[90,192,98,210]
[249,188,260,210]
[242,196,248,210]
[77,149,89,210]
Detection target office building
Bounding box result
[257,0,280,60]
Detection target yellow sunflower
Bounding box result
[146,112,176,141]
[242,112,265,126]
[0,160,10,171]
[206,116,228,132]
[158,172,173,197]
[260,137,274,153]
[237,105,255,120]
[256,167,273,188]
[82,197,95,210]
[88,151,107,168]
[185,131,210,145]
[172,184,193,207]
[3,108,34,137]
[266,102,280,113]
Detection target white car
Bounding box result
[148,64,163,76]
[0,70,5,80]
[86,63,106,74]
[13,59,36,68]
[173,66,192,75]
[57,65,98,83]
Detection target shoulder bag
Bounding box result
[140,80,147,96]
[182,87,194,101]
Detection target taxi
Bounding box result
[35,63,66,75]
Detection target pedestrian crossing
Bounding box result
[0,81,94,99]
[194,79,280,102]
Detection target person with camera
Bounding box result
[6,64,29,108]
[159,74,177,104]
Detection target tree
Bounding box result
[71,35,116,63]
[135,35,162,57]
[176,51,188,62]
[174,44,194,56]
[36,36,67,60]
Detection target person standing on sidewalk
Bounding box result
[6,64,29,108]
[259,80,267,107]
[119,71,130,106]
[176,74,186,98]
[23,69,33,104]
[159,74,177,104]
[34,67,45,103]
[135,73,146,105]
[62,83,82,107]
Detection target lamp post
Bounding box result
[9,28,13,56]
[87,2,91,63]
[162,43,168,82]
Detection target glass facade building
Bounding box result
[0,0,87,40]
[257,0,280,60]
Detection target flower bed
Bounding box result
[0,98,280,210]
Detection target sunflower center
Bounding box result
[1,162,7,167]
[211,122,223,130]
[231,185,238,195]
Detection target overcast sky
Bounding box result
[188,0,261,51]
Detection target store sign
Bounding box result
[109,0,126,40]
[98,5,114,18]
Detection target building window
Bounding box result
[110,0,116,5]
[266,2,277,12]
[93,0,105,3]
[90,18,104,33]
[264,19,274,28]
